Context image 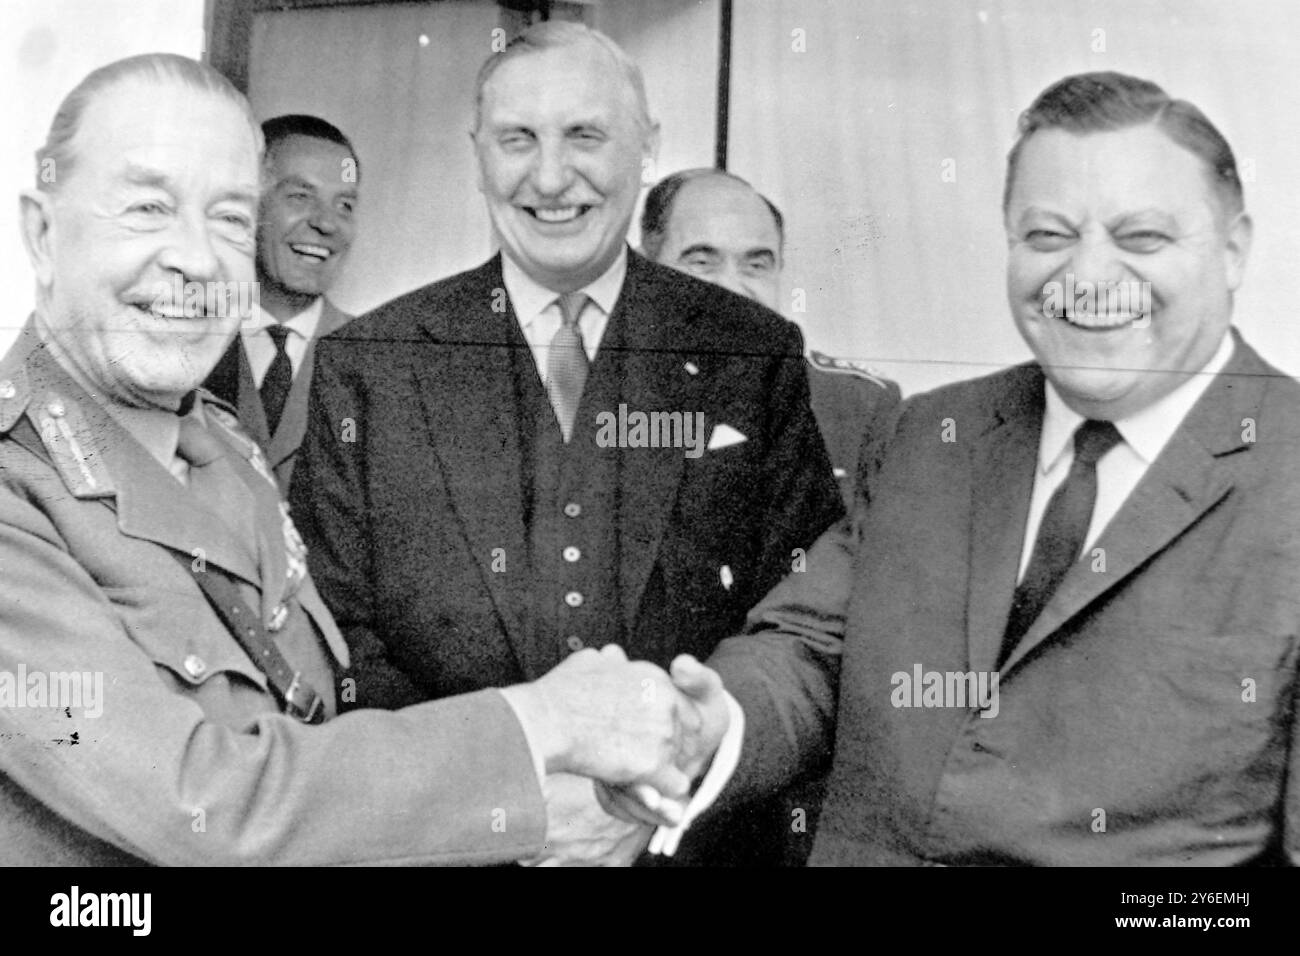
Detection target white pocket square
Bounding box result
[707,424,747,451]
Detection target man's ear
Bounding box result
[469,129,487,195]
[19,189,56,288]
[1224,210,1253,292]
[640,120,662,186]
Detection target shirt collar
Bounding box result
[1039,331,1236,474]
[247,297,325,339]
[500,246,628,326]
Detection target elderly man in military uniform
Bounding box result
[641,168,901,508]
[0,52,726,866]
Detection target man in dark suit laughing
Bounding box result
[655,71,1300,866]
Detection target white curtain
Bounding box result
[249,0,719,317]
[728,0,1300,395]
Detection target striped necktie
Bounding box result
[545,292,590,442]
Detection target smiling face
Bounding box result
[1005,124,1251,420]
[474,42,657,293]
[255,133,358,312]
[23,79,260,409]
[655,175,783,311]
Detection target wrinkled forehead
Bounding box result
[669,178,782,251]
[69,79,260,182]
[1007,125,1224,223]
[264,134,357,184]
[481,41,643,125]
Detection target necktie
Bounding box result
[175,412,225,469]
[261,324,293,435]
[545,292,590,442]
[999,419,1123,666]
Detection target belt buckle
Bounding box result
[283,672,325,725]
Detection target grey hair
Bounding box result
[472,21,652,134]
[35,52,262,193]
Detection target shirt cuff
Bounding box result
[648,690,745,856]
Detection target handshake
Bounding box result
[501,645,733,866]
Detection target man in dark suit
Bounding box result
[641,168,901,508]
[205,114,358,490]
[291,21,840,865]
[633,71,1300,865]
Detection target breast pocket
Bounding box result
[102,586,272,718]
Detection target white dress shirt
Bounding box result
[241,299,324,388]
[501,248,627,380]
[1018,332,1236,580]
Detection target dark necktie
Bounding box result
[260,324,293,435]
[999,419,1123,666]
[546,292,590,442]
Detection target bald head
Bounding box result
[642,170,783,311]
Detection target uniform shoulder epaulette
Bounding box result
[0,364,31,435]
[807,349,894,390]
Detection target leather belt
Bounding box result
[176,554,325,724]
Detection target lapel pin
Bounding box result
[684,362,699,376]
[720,564,734,590]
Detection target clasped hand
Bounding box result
[517,645,730,864]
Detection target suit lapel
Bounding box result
[964,368,1044,675]
[615,256,700,632]
[233,342,272,450]
[412,258,532,670]
[1003,338,1262,673]
[206,339,241,407]
[263,343,313,469]
[264,300,353,470]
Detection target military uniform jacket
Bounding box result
[805,349,901,509]
[0,330,545,865]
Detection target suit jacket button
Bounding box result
[183,654,207,679]
[566,636,584,652]
[564,591,583,608]
[562,546,581,562]
[563,502,581,518]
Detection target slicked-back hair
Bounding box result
[1003,71,1244,220]
[472,20,652,134]
[262,113,359,179]
[34,52,261,194]
[641,167,785,261]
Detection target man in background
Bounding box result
[292,22,839,865]
[205,114,357,490]
[642,168,900,507]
